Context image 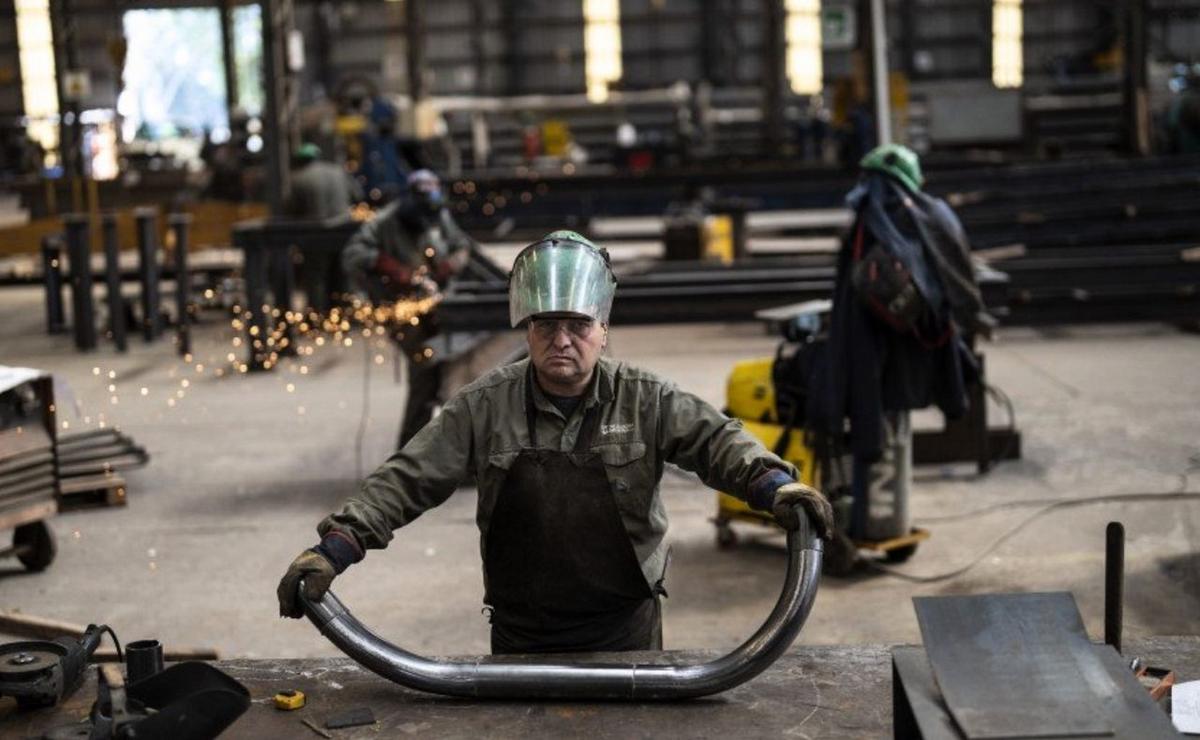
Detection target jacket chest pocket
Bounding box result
[595,442,652,516]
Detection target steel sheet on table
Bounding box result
[913,592,1112,739]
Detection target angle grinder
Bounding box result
[0,623,111,709]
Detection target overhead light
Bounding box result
[992,0,1023,88]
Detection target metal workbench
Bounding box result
[5,637,1196,738]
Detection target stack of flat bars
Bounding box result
[0,367,58,571]
[56,428,148,510]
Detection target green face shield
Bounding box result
[508,231,617,328]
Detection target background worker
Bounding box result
[286,142,363,315]
[340,168,475,447]
[279,231,833,655]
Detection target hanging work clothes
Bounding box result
[812,173,981,462]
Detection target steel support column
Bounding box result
[501,0,521,97]
[261,0,298,216]
[64,214,95,351]
[867,0,892,146]
[101,214,127,352]
[761,0,787,154]
[134,208,162,342]
[169,214,193,356]
[49,0,84,213]
[42,237,66,334]
[406,0,427,102]
[1122,0,1150,155]
[220,0,239,114]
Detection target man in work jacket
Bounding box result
[279,231,833,654]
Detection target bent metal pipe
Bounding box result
[300,510,823,700]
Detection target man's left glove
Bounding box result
[277,550,336,619]
[772,482,835,539]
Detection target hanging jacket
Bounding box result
[812,173,979,462]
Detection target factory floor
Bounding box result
[1,283,1198,661]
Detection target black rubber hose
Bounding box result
[301,511,823,700]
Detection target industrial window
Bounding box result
[118,8,228,142]
[232,4,264,117]
[992,0,1023,88]
[584,0,622,103]
[786,0,823,95]
[15,0,60,166]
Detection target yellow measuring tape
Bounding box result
[273,689,306,710]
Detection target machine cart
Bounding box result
[0,368,58,571]
[715,303,928,573]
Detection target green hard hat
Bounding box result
[860,144,923,192]
[294,142,321,162]
[508,231,616,327]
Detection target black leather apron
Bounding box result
[483,371,659,655]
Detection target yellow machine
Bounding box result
[716,357,816,546]
[717,355,928,570]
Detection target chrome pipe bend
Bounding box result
[302,516,823,700]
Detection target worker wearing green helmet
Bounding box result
[286,142,363,314]
[279,230,834,655]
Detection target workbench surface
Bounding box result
[6,637,1198,739]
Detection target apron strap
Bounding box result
[524,365,539,448]
[524,365,602,453]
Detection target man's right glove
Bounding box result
[372,252,414,287]
[277,550,336,619]
[772,482,835,539]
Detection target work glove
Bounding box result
[277,550,336,619]
[433,247,471,284]
[772,482,835,539]
[372,252,414,287]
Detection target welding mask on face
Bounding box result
[408,169,444,216]
[508,231,617,328]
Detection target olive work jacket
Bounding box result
[318,356,799,590]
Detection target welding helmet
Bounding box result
[860,143,924,193]
[508,231,617,328]
[407,169,444,213]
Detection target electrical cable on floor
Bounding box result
[354,335,371,481]
[870,490,1200,583]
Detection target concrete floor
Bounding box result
[2,283,1198,661]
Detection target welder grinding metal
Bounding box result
[341,168,475,448]
[279,231,834,655]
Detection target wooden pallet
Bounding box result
[57,473,127,511]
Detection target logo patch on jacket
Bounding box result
[601,423,634,436]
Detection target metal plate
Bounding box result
[914,592,1112,739]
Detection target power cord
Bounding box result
[869,489,1200,583]
[354,335,372,481]
[99,625,123,662]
